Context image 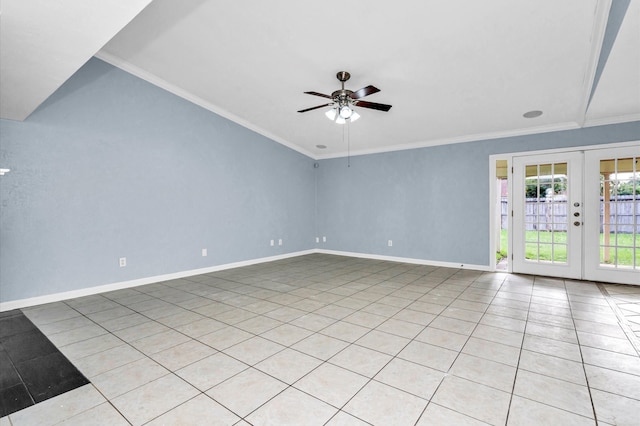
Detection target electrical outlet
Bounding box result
[278,239,283,246]
[322,236,326,242]
[119,257,126,267]
[388,240,393,247]
[315,237,319,243]
[270,239,274,246]
[202,248,207,257]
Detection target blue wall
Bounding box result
[0,58,316,303]
[316,122,640,266]
[1,57,639,304]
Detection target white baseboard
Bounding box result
[316,249,491,272]
[1,249,491,311]
[0,250,315,312]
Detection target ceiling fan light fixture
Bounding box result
[325,108,337,121]
[339,105,353,119]
[325,106,359,124]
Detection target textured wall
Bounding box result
[1,57,638,304]
[0,58,316,302]
[316,122,640,266]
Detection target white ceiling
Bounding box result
[0,0,153,121]
[2,0,639,159]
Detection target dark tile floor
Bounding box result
[0,310,89,417]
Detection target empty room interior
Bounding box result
[1,1,640,425]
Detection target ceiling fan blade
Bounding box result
[353,100,392,112]
[350,85,380,100]
[297,103,333,113]
[304,91,333,99]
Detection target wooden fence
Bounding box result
[500,195,639,233]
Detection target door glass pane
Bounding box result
[496,159,509,270]
[599,157,639,269]
[524,162,568,263]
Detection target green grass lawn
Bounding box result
[598,233,636,266]
[497,231,508,262]
[497,229,636,266]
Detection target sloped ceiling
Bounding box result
[2,0,638,159]
[0,0,153,121]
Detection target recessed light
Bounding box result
[523,110,543,118]
[316,144,327,149]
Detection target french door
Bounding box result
[512,146,639,285]
[513,152,583,279]
[584,146,639,285]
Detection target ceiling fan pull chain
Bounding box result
[347,120,351,168]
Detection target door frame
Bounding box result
[489,155,512,272]
[489,140,639,278]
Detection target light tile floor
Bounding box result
[601,284,640,345]
[4,254,640,425]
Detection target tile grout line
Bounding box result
[59,297,203,425]
[261,268,457,424]
[0,312,38,416]
[294,268,442,425]
[407,271,514,424]
[596,283,640,357]
[332,274,451,424]
[53,288,280,424]
[230,265,430,425]
[410,274,496,425]
[502,274,534,426]
[566,279,599,424]
[55,268,318,424]
[191,262,422,424]
[325,271,457,425]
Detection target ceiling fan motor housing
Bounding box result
[334,71,354,107]
[332,90,355,107]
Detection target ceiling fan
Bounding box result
[297,71,392,123]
